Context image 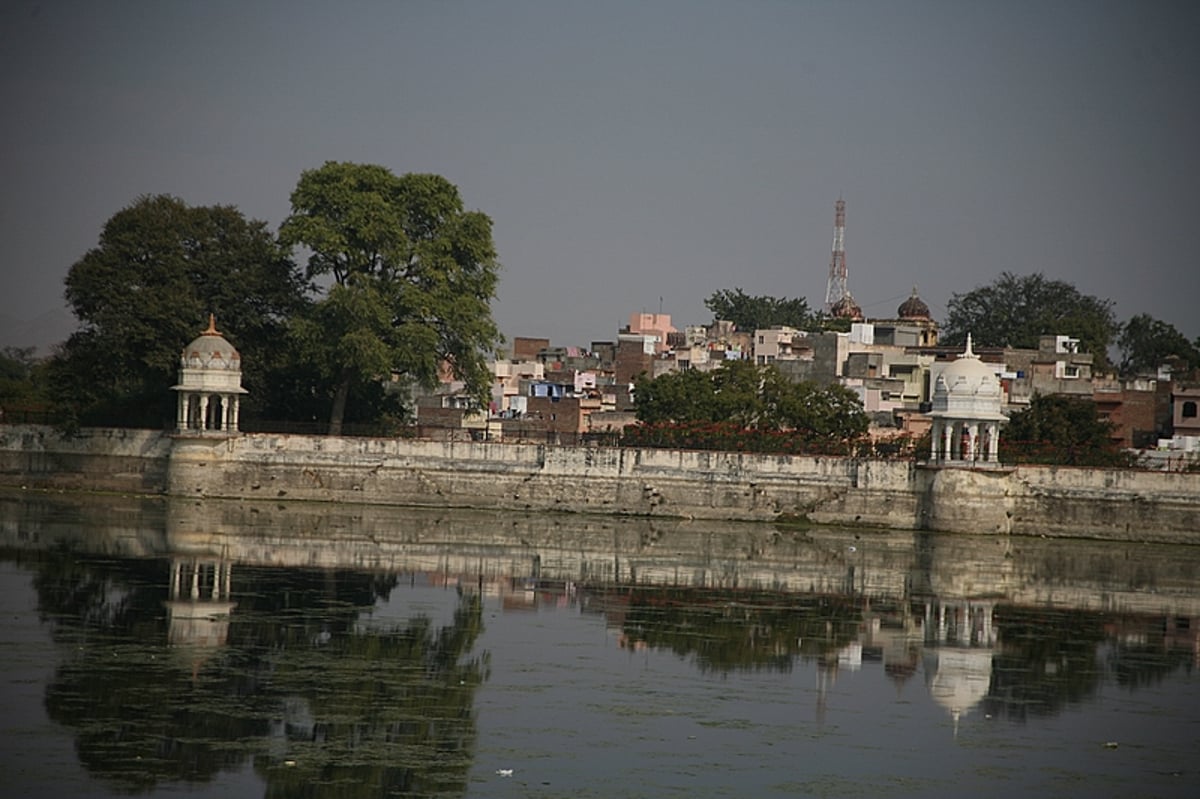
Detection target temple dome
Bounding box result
[830,293,863,321]
[897,287,931,321]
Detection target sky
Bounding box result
[2,0,1198,356]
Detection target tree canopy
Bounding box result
[1001,393,1131,467]
[1117,313,1200,377]
[704,288,818,332]
[280,162,502,434]
[50,195,308,427]
[633,360,868,441]
[943,273,1118,368]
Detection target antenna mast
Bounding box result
[824,199,847,312]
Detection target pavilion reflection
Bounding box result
[165,558,236,646]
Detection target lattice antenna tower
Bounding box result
[824,198,848,312]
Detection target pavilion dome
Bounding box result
[180,315,241,371]
[830,293,863,321]
[934,335,1000,400]
[897,287,931,321]
[924,648,993,728]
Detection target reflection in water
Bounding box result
[2,490,1199,797]
[166,557,235,653]
[27,544,485,797]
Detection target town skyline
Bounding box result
[2,1,1196,354]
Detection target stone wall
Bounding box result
[1,424,1198,543]
[0,425,170,493]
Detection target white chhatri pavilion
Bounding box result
[172,315,247,434]
[928,334,1006,463]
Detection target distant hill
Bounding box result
[0,309,76,357]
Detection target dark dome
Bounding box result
[898,288,931,320]
[830,294,863,320]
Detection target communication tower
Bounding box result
[824,199,848,312]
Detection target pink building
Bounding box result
[626,312,677,355]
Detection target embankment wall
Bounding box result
[1,425,1197,543]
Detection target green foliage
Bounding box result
[944,272,1118,369]
[0,346,48,418]
[632,362,868,448]
[704,288,817,331]
[614,587,864,673]
[280,163,502,433]
[1001,393,1133,467]
[51,195,308,427]
[1117,313,1200,377]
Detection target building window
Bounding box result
[1184,401,1198,419]
[1064,365,1079,378]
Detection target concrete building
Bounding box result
[1172,385,1200,445]
[753,326,812,365]
[625,312,676,355]
[490,357,544,414]
[614,333,656,411]
[1003,335,1095,409]
[1092,377,1162,449]
[510,336,550,362]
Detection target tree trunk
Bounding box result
[329,369,352,436]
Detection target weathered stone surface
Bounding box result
[1,425,1197,543]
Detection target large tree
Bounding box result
[1117,313,1200,377]
[704,288,818,332]
[51,195,308,427]
[280,162,502,434]
[1001,393,1130,467]
[943,272,1118,368]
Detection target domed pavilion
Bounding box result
[928,334,1006,463]
[172,315,247,434]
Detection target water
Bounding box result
[1,489,1197,798]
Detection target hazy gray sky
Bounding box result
[2,0,1197,353]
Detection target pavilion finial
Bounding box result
[202,314,219,336]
